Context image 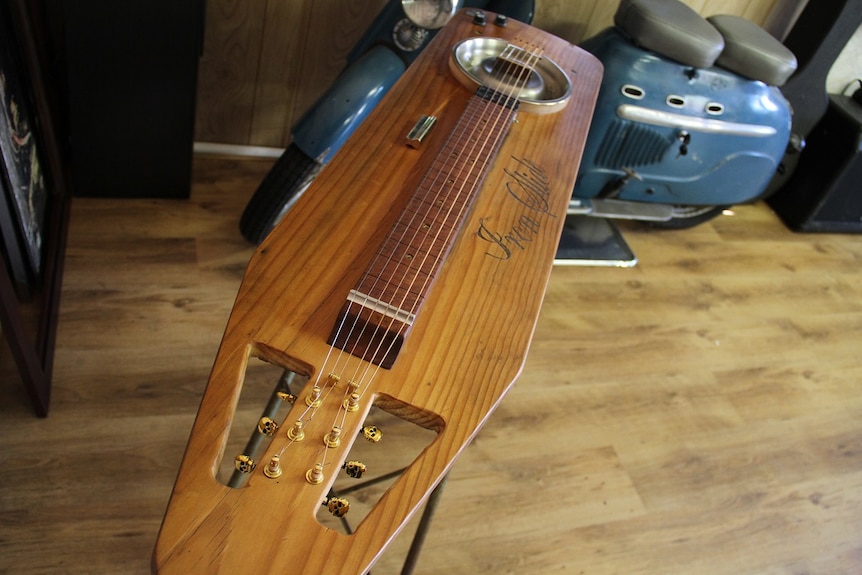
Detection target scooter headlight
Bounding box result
[401,0,460,30]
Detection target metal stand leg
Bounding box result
[400,473,448,575]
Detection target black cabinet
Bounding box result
[769,95,862,233]
[61,0,204,198]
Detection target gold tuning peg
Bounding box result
[263,455,282,478]
[287,420,305,441]
[361,425,382,443]
[343,392,360,412]
[305,463,324,485]
[257,417,278,436]
[323,497,350,518]
[305,385,322,408]
[342,460,367,479]
[324,426,342,448]
[234,454,256,474]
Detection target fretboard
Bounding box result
[329,87,520,368]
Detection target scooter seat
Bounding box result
[614,0,724,69]
[707,15,798,86]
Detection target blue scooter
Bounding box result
[568,0,798,229]
[240,0,535,244]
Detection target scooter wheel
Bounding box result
[649,205,728,230]
[239,143,323,244]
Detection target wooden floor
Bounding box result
[2,156,861,574]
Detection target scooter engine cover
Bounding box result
[573,28,792,207]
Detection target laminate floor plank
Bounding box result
[2,157,860,574]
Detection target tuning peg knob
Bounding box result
[257,417,278,436]
[343,460,367,479]
[234,454,256,474]
[361,425,383,443]
[323,497,350,518]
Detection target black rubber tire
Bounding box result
[648,205,728,230]
[239,143,323,244]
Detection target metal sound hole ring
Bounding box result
[448,37,572,114]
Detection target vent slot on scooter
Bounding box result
[594,119,672,168]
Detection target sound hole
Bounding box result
[449,36,572,114]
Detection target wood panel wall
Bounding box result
[194,0,784,148]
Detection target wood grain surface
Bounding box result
[156,12,603,574]
[3,15,862,565]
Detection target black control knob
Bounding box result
[677,130,691,157]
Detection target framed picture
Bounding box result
[0,0,68,416]
[0,165,32,294]
[0,2,48,292]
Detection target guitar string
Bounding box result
[357,43,539,368]
[313,45,543,470]
[314,54,519,392]
[344,44,542,396]
[316,43,542,476]
[274,43,542,472]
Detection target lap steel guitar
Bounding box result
[153,9,601,574]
